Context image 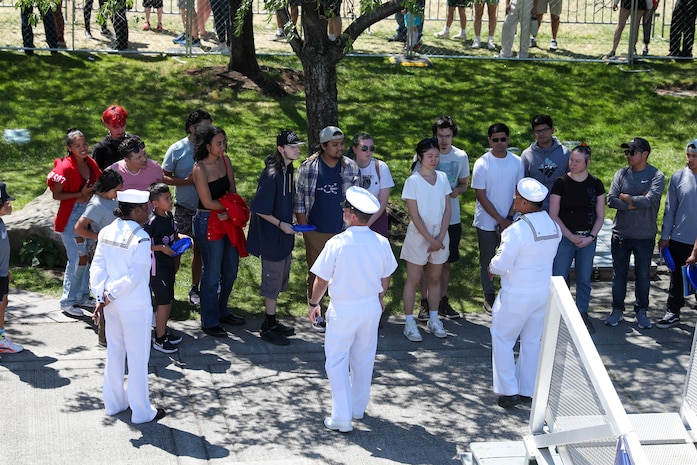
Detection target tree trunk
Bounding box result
[228,0,260,77]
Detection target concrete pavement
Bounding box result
[1,267,695,465]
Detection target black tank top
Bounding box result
[198,175,230,209]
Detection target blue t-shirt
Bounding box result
[161,137,198,211]
[309,158,343,233]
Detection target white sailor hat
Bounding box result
[117,189,149,204]
[342,186,380,214]
[516,178,548,202]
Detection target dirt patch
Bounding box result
[184,65,305,96]
[656,83,697,97]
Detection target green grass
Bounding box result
[2,51,697,320]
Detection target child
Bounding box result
[144,183,184,354]
[74,169,123,346]
[0,182,24,356]
[401,137,452,343]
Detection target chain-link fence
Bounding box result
[0,0,694,61]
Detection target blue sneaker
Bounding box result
[604,309,624,326]
[635,309,652,329]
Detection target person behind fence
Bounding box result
[607,0,645,58]
[655,139,697,329]
[521,114,570,211]
[549,144,605,334]
[144,183,185,354]
[401,137,452,343]
[308,186,398,433]
[93,105,130,170]
[48,128,102,318]
[0,182,24,358]
[531,0,561,50]
[90,189,166,424]
[246,130,303,346]
[162,109,212,308]
[496,0,534,58]
[668,0,697,57]
[605,137,664,329]
[109,0,130,51]
[472,0,499,50]
[294,126,359,333]
[84,0,114,40]
[192,124,246,338]
[640,0,658,55]
[73,169,123,346]
[20,3,58,54]
[472,123,523,313]
[488,177,561,409]
[433,0,469,42]
[142,0,164,32]
[352,132,394,238]
[270,2,300,41]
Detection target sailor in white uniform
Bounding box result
[90,189,166,424]
[308,186,398,433]
[488,178,562,408]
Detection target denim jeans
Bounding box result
[193,211,239,328]
[666,240,694,315]
[58,202,91,307]
[611,234,654,312]
[553,236,597,313]
[476,228,500,296]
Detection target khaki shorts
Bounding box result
[400,223,450,266]
[536,0,562,16]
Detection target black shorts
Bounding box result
[150,263,175,305]
[0,276,8,299]
[143,0,163,8]
[447,223,462,263]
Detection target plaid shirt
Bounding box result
[293,153,359,215]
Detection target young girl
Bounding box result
[401,137,452,342]
[48,128,101,317]
[74,168,123,345]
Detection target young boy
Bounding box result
[144,183,184,354]
[0,182,24,356]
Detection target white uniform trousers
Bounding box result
[500,0,534,58]
[490,289,547,397]
[324,296,381,423]
[103,299,157,424]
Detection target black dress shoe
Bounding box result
[220,313,246,326]
[519,395,533,405]
[497,395,521,409]
[150,408,167,422]
[202,325,227,337]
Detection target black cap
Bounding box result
[620,137,651,153]
[0,182,15,202]
[277,130,304,147]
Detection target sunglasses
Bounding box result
[624,149,639,156]
[491,137,508,143]
[130,141,146,154]
[359,145,376,152]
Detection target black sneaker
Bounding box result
[153,336,178,354]
[260,326,290,346]
[497,395,520,409]
[166,328,182,344]
[220,313,246,326]
[483,294,495,313]
[438,296,461,319]
[202,325,227,337]
[416,299,429,322]
[656,311,680,329]
[274,321,295,336]
[519,395,533,405]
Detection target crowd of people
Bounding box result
[2,106,697,427]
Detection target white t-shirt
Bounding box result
[471,151,524,232]
[401,171,452,234]
[357,158,395,198]
[438,146,470,224]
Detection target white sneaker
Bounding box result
[452,32,466,41]
[434,30,449,39]
[550,39,558,50]
[488,39,496,50]
[209,43,230,55]
[269,31,285,42]
[61,304,85,317]
[427,318,447,338]
[403,320,423,342]
[471,38,481,48]
[324,417,352,432]
[0,335,23,353]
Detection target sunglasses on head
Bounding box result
[130,141,146,154]
[360,145,376,152]
[491,137,508,143]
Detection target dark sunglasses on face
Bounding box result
[491,137,508,143]
[624,149,638,156]
[360,145,376,152]
[130,141,146,154]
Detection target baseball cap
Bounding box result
[117,189,149,204]
[516,178,548,202]
[276,130,304,147]
[319,126,344,144]
[342,186,380,214]
[0,182,15,203]
[686,139,697,154]
[620,137,651,153]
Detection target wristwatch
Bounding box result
[309,303,320,308]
